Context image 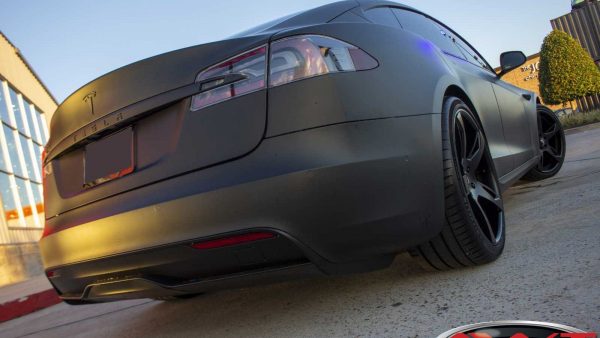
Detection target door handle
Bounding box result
[522,94,532,101]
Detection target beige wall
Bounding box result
[0,33,57,120]
[0,243,43,287]
[496,54,577,111]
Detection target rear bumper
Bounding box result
[63,263,323,303]
[41,115,444,301]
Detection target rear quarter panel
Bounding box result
[267,23,457,136]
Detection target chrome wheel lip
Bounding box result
[452,108,504,245]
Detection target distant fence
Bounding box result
[576,93,600,112]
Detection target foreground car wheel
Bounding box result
[411,97,505,270]
[522,105,566,181]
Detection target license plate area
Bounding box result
[84,127,134,188]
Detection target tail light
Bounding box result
[41,149,49,182]
[41,148,51,238]
[191,46,268,111]
[269,35,378,87]
[191,35,378,111]
[191,232,276,250]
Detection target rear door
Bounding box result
[389,8,514,177]
[452,36,534,171]
[490,80,534,168]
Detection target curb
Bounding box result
[0,289,61,323]
[564,121,600,135]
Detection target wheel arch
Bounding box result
[439,84,502,156]
[443,85,484,127]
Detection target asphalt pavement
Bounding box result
[1,123,599,338]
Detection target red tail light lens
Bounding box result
[190,36,378,112]
[191,232,275,250]
[269,35,378,87]
[191,46,267,111]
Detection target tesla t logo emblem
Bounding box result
[83,91,97,115]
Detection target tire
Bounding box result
[410,97,505,270]
[522,105,566,181]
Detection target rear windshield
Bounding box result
[230,11,303,38]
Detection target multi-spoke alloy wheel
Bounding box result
[453,108,504,244]
[523,105,566,181]
[411,97,505,270]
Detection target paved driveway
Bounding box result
[1,124,599,338]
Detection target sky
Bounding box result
[1,0,571,103]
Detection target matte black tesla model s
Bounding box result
[40,0,566,303]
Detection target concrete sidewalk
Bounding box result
[0,275,60,323]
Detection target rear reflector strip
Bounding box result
[191,232,275,250]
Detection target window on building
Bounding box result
[19,134,40,182]
[0,79,47,228]
[31,182,42,205]
[35,108,48,144]
[15,177,37,227]
[0,87,10,123]
[32,144,42,175]
[0,139,8,173]
[3,125,25,177]
[0,173,19,224]
[8,87,26,133]
[22,99,36,139]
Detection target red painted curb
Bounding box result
[0,289,61,323]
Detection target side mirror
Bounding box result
[497,51,527,78]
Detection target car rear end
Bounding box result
[40,4,447,303]
[40,34,293,301]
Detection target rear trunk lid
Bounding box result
[44,35,270,219]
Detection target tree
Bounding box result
[539,30,600,106]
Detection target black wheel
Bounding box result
[522,105,566,181]
[411,97,505,270]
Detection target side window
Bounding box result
[364,7,401,28]
[392,9,462,58]
[454,37,490,70]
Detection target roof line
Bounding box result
[0,30,59,105]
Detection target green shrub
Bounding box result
[539,30,600,105]
[559,110,600,129]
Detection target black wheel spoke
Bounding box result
[475,182,503,211]
[544,123,558,139]
[472,198,497,243]
[467,133,484,170]
[455,113,468,160]
[545,148,561,161]
[537,152,543,170]
[547,145,560,157]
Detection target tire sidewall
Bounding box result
[444,97,506,256]
[537,105,566,176]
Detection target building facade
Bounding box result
[551,0,600,111]
[495,53,576,112]
[0,31,57,285]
